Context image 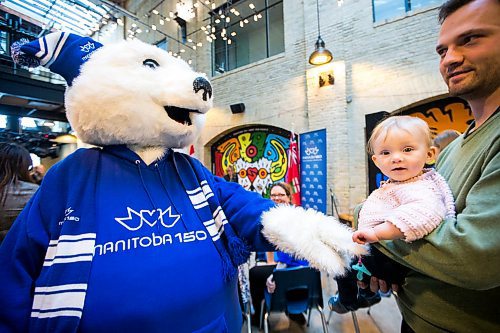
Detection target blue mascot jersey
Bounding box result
[0,146,275,333]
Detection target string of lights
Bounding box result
[112,0,273,65]
[140,1,270,48]
[2,0,289,66]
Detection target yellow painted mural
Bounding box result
[404,98,473,137]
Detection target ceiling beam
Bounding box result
[0,104,68,122]
[0,70,65,103]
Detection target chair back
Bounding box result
[266,266,323,314]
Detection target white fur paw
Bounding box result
[261,205,365,276]
[317,219,368,257]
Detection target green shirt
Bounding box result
[375,110,500,332]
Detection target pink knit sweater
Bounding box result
[358,169,455,242]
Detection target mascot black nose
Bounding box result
[193,77,212,101]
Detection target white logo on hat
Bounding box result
[80,42,95,53]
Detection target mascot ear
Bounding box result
[10,32,103,86]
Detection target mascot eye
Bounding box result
[143,59,160,69]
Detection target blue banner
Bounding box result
[299,129,327,213]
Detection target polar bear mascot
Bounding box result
[0,32,366,332]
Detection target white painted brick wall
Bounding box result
[199,0,449,214]
[125,0,450,215]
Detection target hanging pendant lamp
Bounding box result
[309,0,333,65]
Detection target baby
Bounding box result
[330,115,455,313]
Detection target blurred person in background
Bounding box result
[0,143,38,244]
[433,129,461,158]
[31,164,46,185]
[223,164,238,182]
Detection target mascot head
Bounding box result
[12,32,213,149]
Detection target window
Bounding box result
[20,117,71,134]
[155,38,169,50]
[372,0,442,22]
[211,0,284,75]
[0,115,6,128]
[0,31,7,56]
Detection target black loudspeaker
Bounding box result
[230,103,245,114]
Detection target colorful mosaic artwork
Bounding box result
[211,126,291,196]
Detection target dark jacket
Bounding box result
[0,180,38,243]
[223,174,238,182]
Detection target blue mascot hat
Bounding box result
[11,31,103,86]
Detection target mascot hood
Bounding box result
[12,32,213,148]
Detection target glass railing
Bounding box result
[0,54,66,85]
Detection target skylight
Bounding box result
[3,0,111,36]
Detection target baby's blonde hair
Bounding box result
[367,116,432,155]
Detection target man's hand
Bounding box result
[352,229,379,244]
[358,276,399,294]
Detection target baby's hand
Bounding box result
[266,274,276,294]
[352,229,379,244]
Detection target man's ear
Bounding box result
[426,146,437,164]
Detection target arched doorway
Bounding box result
[210,125,292,196]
